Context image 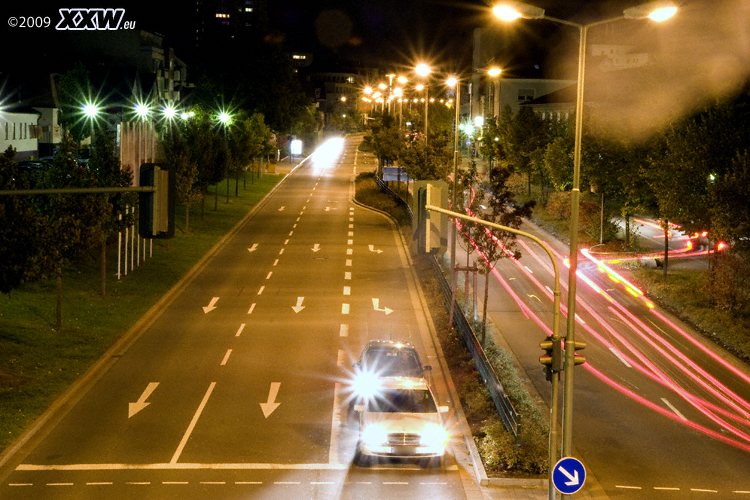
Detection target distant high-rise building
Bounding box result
[193,0,268,53]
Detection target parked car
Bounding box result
[353,376,449,467]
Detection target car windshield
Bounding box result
[366,388,437,413]
[362,347,422,377]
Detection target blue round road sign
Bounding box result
[552,456,586,495]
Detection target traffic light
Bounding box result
[139,163,175,239]
[571,339,587,366]
[539,336,563,382]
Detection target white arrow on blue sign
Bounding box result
[552,456,586,495]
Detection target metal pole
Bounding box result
[562,25,587,472]
[426,204,562,500]
[424,86,429,146]
[451,81,461,293]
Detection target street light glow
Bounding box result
[492,2,545,21]
[624,1,678,21]
[82,102,99,118]
[487,66,502,78]
[415,63,431,77]
[163,105,176,119]
[218,111,231,124]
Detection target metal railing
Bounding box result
[376,177,521,445]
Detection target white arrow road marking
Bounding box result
[260,382,281,418]
[372,298,393,315]
[202,297,219,314]
[559,466,580,486]
[292,297,305,313]
[129,382,159,418]
[278,206,285,211]
[247,244,258,252]
[368,244,383,254]
[311,244,321,252]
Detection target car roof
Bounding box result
[377,376,430,391]
[364,340,416,350]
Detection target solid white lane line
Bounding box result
[170,382,216,464]
[221,350,232,366]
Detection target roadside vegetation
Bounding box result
[0,175,282,452]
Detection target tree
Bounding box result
[0,147,40,299]
[88,127,135,296]
[473,163,534,345]
[35,133,110,329]
[399,132,453,181]
[57,63,96,144]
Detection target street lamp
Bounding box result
[415,63,432,144]
[493,1,677,497]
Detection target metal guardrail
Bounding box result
[429,256,521,446]
[375,175,521,445]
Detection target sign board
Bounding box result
[382,167,411,182]
[552,457,586,495]
[290,139,303,156]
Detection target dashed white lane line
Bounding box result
[236,324,245,337]
[340,324,349,337]
[221,349,232,366]
[342,304,350,314]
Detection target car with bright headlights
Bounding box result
[352,340,430,379]
[353,376,449,467]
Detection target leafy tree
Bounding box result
[35,133,110,329]
[473,163,535,345]
[399,132,453,181]
[0,147,40,299]
[57,63,96,144]
[88,127,135,296]
[162,128,202,233]
[711,151,750,258]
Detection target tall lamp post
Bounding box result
[415,63,432,144]
[493,1,677,497]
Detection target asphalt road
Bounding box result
[457,208,750,498]
[0,136,470,500]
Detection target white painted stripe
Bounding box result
[337,350,345,367]
[275,481,301,485]
[330,383,343,465]
[345,259,352,266]
[163,481,189,485]
[344,272,351,280]
[348,231,354,237]
[343,286,351,296]
[312,482,335,484]
[289,231,293,236]
[86,482,113,485]
[284,239,289,245]
[171,382,216,464]
[257,286,265,295]
[126,482,151,485]
[47,483,74,486]
[248,303,256,314]
[661,398,687,421]
[347,239,353,245]
[266,272,273,279]
[18,463,351,471]
[690,489,717,493]
[615,485,642,490]
[279,249,284,255]
[349,224,354,229]
[342,304,350,314]
[8,484,33,486]
[201,481,226,485]
[273,259,279,266]
[346,248,353,255]
[340,324,349,337]
[610,348,632,368]
[236,481,263,485]
[236,324,245,337]
[221,350,232,366]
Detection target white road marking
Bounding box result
[257,286,265,295]
[248,303,256,314]
[236,324,245,337]
[343,286,351,295]
[345,259,352,266]
[342,304,350,314]
[221,349,232,366]
[340,324,349,337]
[661,398,687,421]
[347,239,353,245]
[344,272,351,280]
[170,382,216,464]
[266,272,273,279]
[610,348,632,368]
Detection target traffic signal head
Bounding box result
[571,339,586,366]
[539,336,563,381]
